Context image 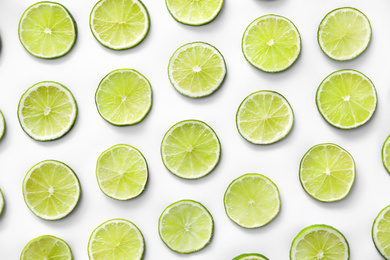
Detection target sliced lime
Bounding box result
[316,69,377,129]
[95,69,152,126]
[233,253,269,260]
[19,1,76,59]
[236,90,294,145]
[0,188,4,216]
[88,219,144,260]
[318,7,371,61]
[159,200,213,254]
[90,0,149,50]
[242,14,301,73]
[168,42,226,98]
[21,235,72,260]
[0,109,4,141]
[373,205,390,259]
[224,173,280,229]
[382,136,390,174]
[22,160,80,220]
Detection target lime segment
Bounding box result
[0,189,4,216]
[382,136,390,174]
[21,235,72,260]
[233,253,269,260]
[373,205,390,259]
[0,109,4,141]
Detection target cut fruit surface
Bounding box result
[0,189,3,216]
[373,205,390,259]
[0,109,4,141]
[233,253,269,260]
[382,136,390,174]
[21,235,72,260]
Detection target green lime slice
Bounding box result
[21,235,72,260]
[161,119,221,179]
[236,90,294,145]
[95,69,152,126]
[168,42,226,98]
[242,14,301,73]
[96,144,148,200]
[0,109,5,141]
[0,188,4,216]
[18,81,78,141]
[373,205,390,259]
[290,224,349,260]
[233,253,269,260]
[18,1,76,59]
[224,173,280,229]
[382,136,390,174]
[88,219,144,260]
[159,200,213,254]
[318,7,371,61]
[90,0,149,50]
[316,69,377,129]
[22,160,80,220]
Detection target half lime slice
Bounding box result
[242,14,301,73]
[373,205,390,259]
[382,136,390,174]
[21,235,72,260]
[88,219,144,260]
[159,200,213,254]
[233,253,269,260]
[22,160,80,220]
[90,0,149,50]
[224,173,280,229]
[19,1,76,59]
[0,188,4,216]
[96,69,152,126]
[316,69,377,129]
[168,42,226,98]
[0,109,4,141]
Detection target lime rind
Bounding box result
[373,205,390,259]
[0,189,4,216]
[21,235,73,260]
[233,253,269,260]
[0,110,5,141]
[382,136,390,174]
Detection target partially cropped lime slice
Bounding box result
[19,1,76,59]
[242,14,301,73]
[233,253,269,260]
[96,69,152,126]
[23,160,80,220]
[373,205,390,259]
[168,42,226,98]
[96,144,148,200]
[161,119,221,179]
[236,90,294,145]
[21,235,72,260]
[90,0,149,50]
[224,173,280,229]
[290,224,349,260]
[0,109,4,141]
[316,69,377,129]
[18,81,78,141]
[159,200,213,254]
[88,219,144,260]
[382,136,390,174]
[0,188,4,216]
[318,7,371,61]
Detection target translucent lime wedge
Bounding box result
[373,205,390,259]
[382,136,390,174]
[0,109,4,141]
[0,188,4,216]
[233,253,269,260]
[21,235,72,260]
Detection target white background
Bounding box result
[0,0,389,259]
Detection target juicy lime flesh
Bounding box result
[234,254,268,260]
[19,3,75,58]
[317,71,376,128]
[383,137,390,173]
[224,174,280,228]
[243,16,300,72]
[96,70,152,125]
[97,145,148,200]
[21,236,71,260]
[373,206,390,258]
[0,111,4,140]
[0,189,3,215]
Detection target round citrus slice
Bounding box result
[233,253,269,260]
[0,188,4,216]
[0,109,4,141]
[373,205,390,259]
[21,235,72,260]
[382,136,390,174]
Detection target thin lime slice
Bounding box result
[88,219,144,260]
[0,109,4,141]
[96,69,152,126]
[0,188,4,216]
[242,14,301,73]
[166,0,223,26]
[233,253,269,260]
[159,200,213,254]
[373,205,390,259]
[224,173,280,229]
[382,136,390,174]
[19,2,76,59]
[21,235,72,260]
[96,144,148,200]
[168,42,226,98]
[161,119,221,179]
[236,90,294,145]
[90,0,149,50]
[316,69,377,129]
[18,81,78,141]
[22,160,80,220]
[290,224,349,260]
[318,7,371,61]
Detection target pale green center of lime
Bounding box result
[267,39,275,46]
[343,95,350,101]
[317,250,324,259]
[44,28,52,35]
[43,107,51,116]
[193,66,202,72]
[48,186,54,195]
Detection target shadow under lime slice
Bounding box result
[233,253,269,260]
[382,136,390,174]
[373,205,390,259]
[21,235,72,260]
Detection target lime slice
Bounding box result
[233,253,269,260]
[299,143,355,202]
[316,69,377,129]
[168,42,226,98]
[236,90,294,145]
[90,0,149,50]
[166,0,223,26]
[161,119,221,179]
[318,7,371,61]
[18,2,76,59]
[22,160,80,220]
[96,144,148,200]
[224,173,280,229]
[242,14,301,73]
[373,205,390,259]
[290,224,349,260]
[88,219,144,260]
[0,109,5,141]
[18,81,78,141]
[158,200,213,254]
[0,188,4,216]
[96,69,152,126]
[382,136,390,174]
[21,235,72,260]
